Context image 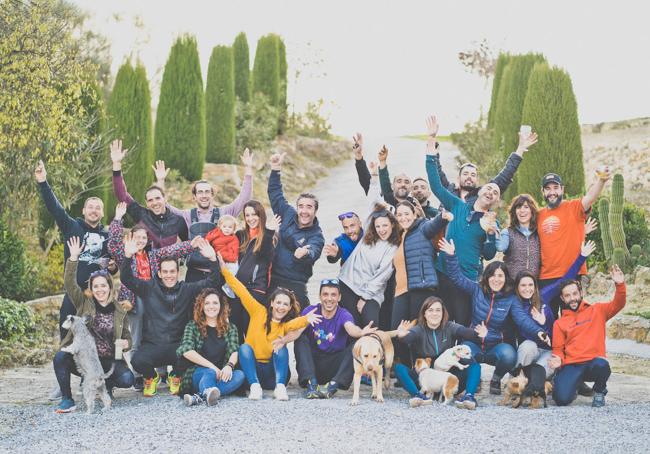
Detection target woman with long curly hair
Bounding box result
[338,164,401,328]
[177,288,245,406]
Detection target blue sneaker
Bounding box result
[592,391,606,408]
[360,375,372,386]
[317,381,338,399]
[55,397,76,414]
[304,382,320,399]
[455,393,477,410]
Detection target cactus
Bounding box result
[599,198,613,260]
[612,247,626,270]
[631,244,642,257]
[609,174,629,257]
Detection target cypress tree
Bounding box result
[277,36,288,134]
[233,32,251,103]
[155,35,206,180]
[105,61,154,217]
[518,63,585,198]
[487,53,511,129]
[206,45,236,164]
[252,34,280,107]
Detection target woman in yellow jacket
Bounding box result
[218,254,321,401]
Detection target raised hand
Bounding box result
[323,243,339,258]
[352,133,363,160]
[360,321,377,337]
[67,236,83,261]
[115,202,127,221]
[151,160,169,183]
[426,115,439,138]
[190,236,203,248]
[377,145,388,165]
[516,130,538,154]
[438,238,455,255]
[34,160,47,183]
[241,148,253,168]
[480,211,498,235]
[266,214,282,231]
[595,165,612,182]
[580,240,596,257]
[530,307,546,326]
[196,238,217,261]
[305,307,323,326]
[269,152,287,171]
[474,321,488,339]
[110,139,128,164]
[584,217,598,236]
[123,232,139,258]
[610,264,625,284]
[396,320,412,338]
[294,245,311,259]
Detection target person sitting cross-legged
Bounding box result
[293,278,377,399]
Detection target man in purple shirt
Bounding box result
[293,278,377,399]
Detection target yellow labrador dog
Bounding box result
[350,330,397,406]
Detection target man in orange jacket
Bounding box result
[548,265,626,407]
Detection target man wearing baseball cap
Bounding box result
[537,170,610,314]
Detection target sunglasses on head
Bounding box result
[90,269,110,279]
[338,212,357,221]
[320,278,340,286]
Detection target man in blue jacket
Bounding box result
[324,212,362,266]
[267,152,325,309]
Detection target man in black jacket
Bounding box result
[120,234,222,397]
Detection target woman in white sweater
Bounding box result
[338,165,401,327]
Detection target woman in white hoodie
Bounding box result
[338,164,401,327]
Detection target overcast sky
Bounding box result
[73,0,650,137]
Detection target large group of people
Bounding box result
[37,115,626,414]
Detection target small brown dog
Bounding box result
[414,358,459,404]
[350,330,396,406]
[498,368,528,408]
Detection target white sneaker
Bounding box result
[48,386,62,401]
[204,387,221,406]
[273,383,289,401]
[248,383,263,400]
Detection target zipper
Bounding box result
[482,293,496,351]
[432,330,440,356]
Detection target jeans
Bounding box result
[294,332,354,388]
[53,351,134,400]
[517,340,554,378]
[553,358,611,406]
[131,342,181,379]
[391,288,437,366]
[238,344,289,390]
[465,341,517,379]
[191,367,245,396]
[394,361,481,397]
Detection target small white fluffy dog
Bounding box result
[414,358,459,404]
[433,345,472,371]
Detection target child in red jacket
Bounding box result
[206,215,240,298]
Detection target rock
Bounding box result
[608,315,650,344]
[634,266,650,287]
[587,272,612,297]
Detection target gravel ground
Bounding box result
[2,380,650,454]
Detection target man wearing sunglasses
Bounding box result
[293,278,377,399]
[324,212,363,266]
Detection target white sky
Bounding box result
[73,0,650,137]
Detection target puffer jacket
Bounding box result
[403,216,448,290]
[400,322,478,361]
[268,170,324,283]
[445,253,541,350]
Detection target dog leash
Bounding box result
[353,333,385,366]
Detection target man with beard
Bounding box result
[425,136,502,326]
[324,212,363,266]
[537,170,610,317]
[110,140,188,248]
[151,150,253,282]
[428,116,538,206]
[548,265,626,407]
[267,151,324,309]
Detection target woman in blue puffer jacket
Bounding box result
[391,200,452,366]
[438,237,546,409]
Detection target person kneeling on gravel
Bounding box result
[120,234,222,398]
[292,278,376,399]
[548,265,626,407]
[177,289,245,407]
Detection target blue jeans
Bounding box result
[465,341,517,378]
[191,367,245,396]
[553,358,611,406]
[53,351,134,400]
[238,344,289,390]
[394,361,482,397]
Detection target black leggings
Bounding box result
[339,281,380,328]
[131,342,181,379]
[437,272,472,327]
[229,289,265,344]
[391,288,437,366]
